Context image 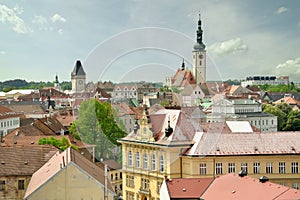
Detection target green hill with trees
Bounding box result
[0,79,71,92]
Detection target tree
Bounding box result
[38,136,78,151]
[283,110,300,131]
[69,99,126,161]
[275,103,292,115]
[262,104,286,131]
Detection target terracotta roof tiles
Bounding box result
[201,173,300,200]
[167,178,214,199]
[0,145,57,176]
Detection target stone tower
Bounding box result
[71,60,86,93]
[192,13,206,85]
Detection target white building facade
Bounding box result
[241,76,289,87]
[207,98,278,132]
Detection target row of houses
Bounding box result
[0,101,122,199]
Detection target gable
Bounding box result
[26,163,115,199]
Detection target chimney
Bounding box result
[259,176,269,183]
[165,117,173,137]
[238,170,247,177]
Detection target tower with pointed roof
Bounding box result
[71,60,86,93]
[54,74,61,91]
[192,13,206,85]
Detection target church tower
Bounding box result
[71,60,86,93]
[192,13,206,84]
[54,74,61,91]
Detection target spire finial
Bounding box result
[181,58,185,70]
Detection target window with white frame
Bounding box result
[135,152,140,168]
[216,163,222,175]
[141,178,150,190]
[241,163,248,173]
[143,153,148,169]
[253,162,260,174]
[228,163,235,173]
[266,162,273,174]
[292,183,299,190]
[126,175,134,188]
[151,154,156,171]
[159,155,164,172]
[279,162,286,174]
[200,163,206,175]
[128,151,132,167]
[292,162,298,174]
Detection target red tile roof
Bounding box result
[274,96,300,105]
[0,145,57,176]
[167,178,213,198]
[201,173,300,200]
[121,109,196,146]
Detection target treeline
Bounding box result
[263,103,300,131]
[0,79,71,92]
[258,83,300,93]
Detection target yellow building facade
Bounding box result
[120,109,300,200]
[119,109,193,200]
[182,155,300,188]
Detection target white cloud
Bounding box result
[275,57,300,80]
[275,6,288,14]
[13,4,24,15]
[58,29,63,35]
[0,4,31,33]
[32,15,48,25]
[208,38,248,56]
[51,14,66,23]
[0,51,6,55]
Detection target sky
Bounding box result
[1,0,300,83]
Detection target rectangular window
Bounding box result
[292,183,299,190]
[126,175,134,188]
[128,151,132,167]
[216,163,222,175]
[200,163,207,175]
[159,156,164,172]
[151,154,156,171]
[143,154,148,169]
[141,178,150,190]
[292,162,299,174]
[253,162,260,174]
[241,163,248,173]
[18,180,25,190]
[266,162,273,174]
[135,152,140,168]
[0,180,5,191]
[126,191,135,200]
[228,163,235,173]
[279,162,286,174]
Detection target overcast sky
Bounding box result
[1,0,300,83]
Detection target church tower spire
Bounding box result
[192,12,207,85]
[194,12,206,51]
